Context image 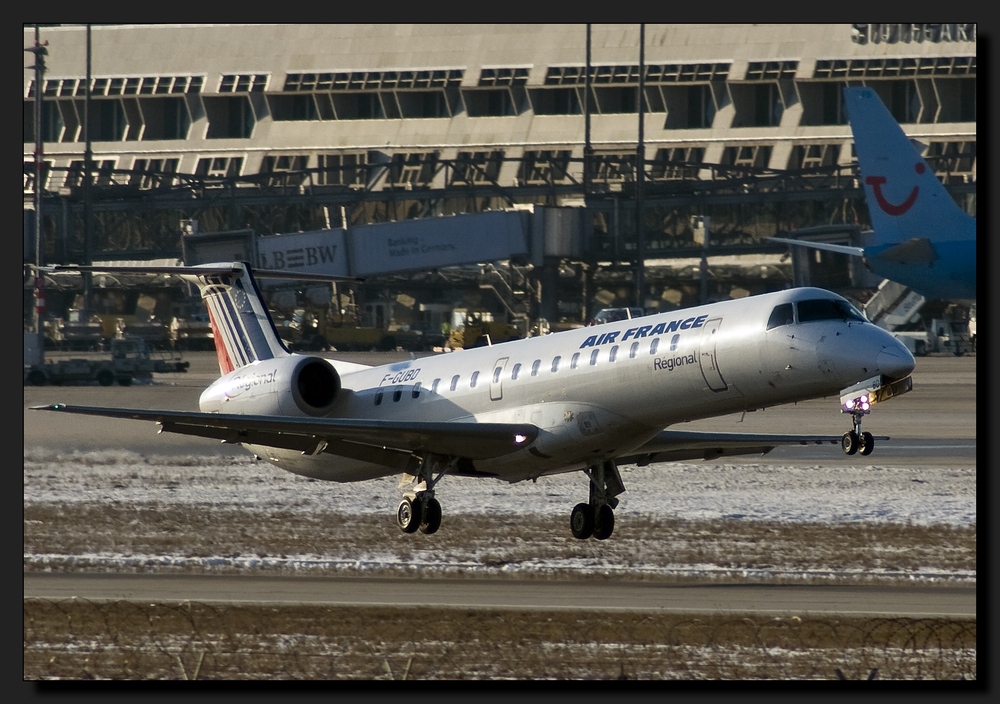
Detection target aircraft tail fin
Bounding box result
[844,86,973,244]
[180,262,290,375]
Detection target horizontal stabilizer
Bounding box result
[768,237,865,257]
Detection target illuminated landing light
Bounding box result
[514,433,528,444]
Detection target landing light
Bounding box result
[514,433,528,444]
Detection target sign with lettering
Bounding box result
[256,229,349,276]
[851,23,976,44]
[349,210,528,276]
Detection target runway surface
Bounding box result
[23,572,975,618]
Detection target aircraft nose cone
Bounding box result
[876,343,915,380]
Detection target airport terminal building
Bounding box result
[23,23,976,328]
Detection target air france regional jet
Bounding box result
[34,262,915,540]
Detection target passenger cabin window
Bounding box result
[649,338,659,355]
[450,375,460,391]
[531,359,541,376]
[431,378,440,394]
[551,356,561,372]
[493,367,502,384]
[797,299,866,323]
[412,382,421,399]
[609,345,619,362]
[470,371,479,388]
[669,334,680,352]
[766,303,795,330]
[374,390,384,405]
[511,363,521,380]
[629,341,639,359]
[590,349,599,366]
[571,352,580,369]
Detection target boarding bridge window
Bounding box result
[629,341,640,359]
[797,299,866,324]
[470,371,480,388]
[531,360,541,377]
[570,353,580,369]
[551,356,561,373]
[590,349,599,366]
[450,375,460,391]
[767,303,795,330]
[412,382,422,399]
[649,338,660,355]
[609,346,619,363]
[511,363,522,380]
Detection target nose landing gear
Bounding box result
[842,395,875,456]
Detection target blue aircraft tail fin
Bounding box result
[844,86,973,245]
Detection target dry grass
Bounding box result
[23,599,976,680]
[24,504,976,584]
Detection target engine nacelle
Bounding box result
[199,355,341,417]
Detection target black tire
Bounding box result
[842,431,859,456]
[593,504,615,540]
[396,497,422,533]
[860,431,875,456]
[26,370,47,386]
[117,376,133,386]
[914,340,927,357]
[570,503,595,540]
[96,369,115,387]
[419,497,442,535]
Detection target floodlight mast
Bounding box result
[25,26,48,335]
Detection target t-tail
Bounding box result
[844,85,975,245]
[180,262,290,375]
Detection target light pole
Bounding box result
[25,26,48,335]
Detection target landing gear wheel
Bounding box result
[859,431,874,456]
[842,431,860,456]
[419,497,442,535]
[396,497,422,533]
[570,503,595,540]
[593,504,615,540]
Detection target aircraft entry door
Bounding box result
[490,357,509,401]
[698,318,729,392]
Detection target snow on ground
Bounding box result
[24,448,975,526]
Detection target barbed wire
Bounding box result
[24,598,976,680]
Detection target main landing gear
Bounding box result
[396,454,449,535]
[571,460,626,540]
[842,394,875,456]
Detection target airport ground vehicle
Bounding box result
[448,309,522,349]
[24,335,188,386]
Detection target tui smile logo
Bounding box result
[865,161,924,216]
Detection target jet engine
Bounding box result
[199,355,341,417]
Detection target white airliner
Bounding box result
[34,262,915,540]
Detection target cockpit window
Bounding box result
[766,303,795,330]
[797,298,866,323]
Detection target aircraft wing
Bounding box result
[31,404,537,461]
[617,429,885,465]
